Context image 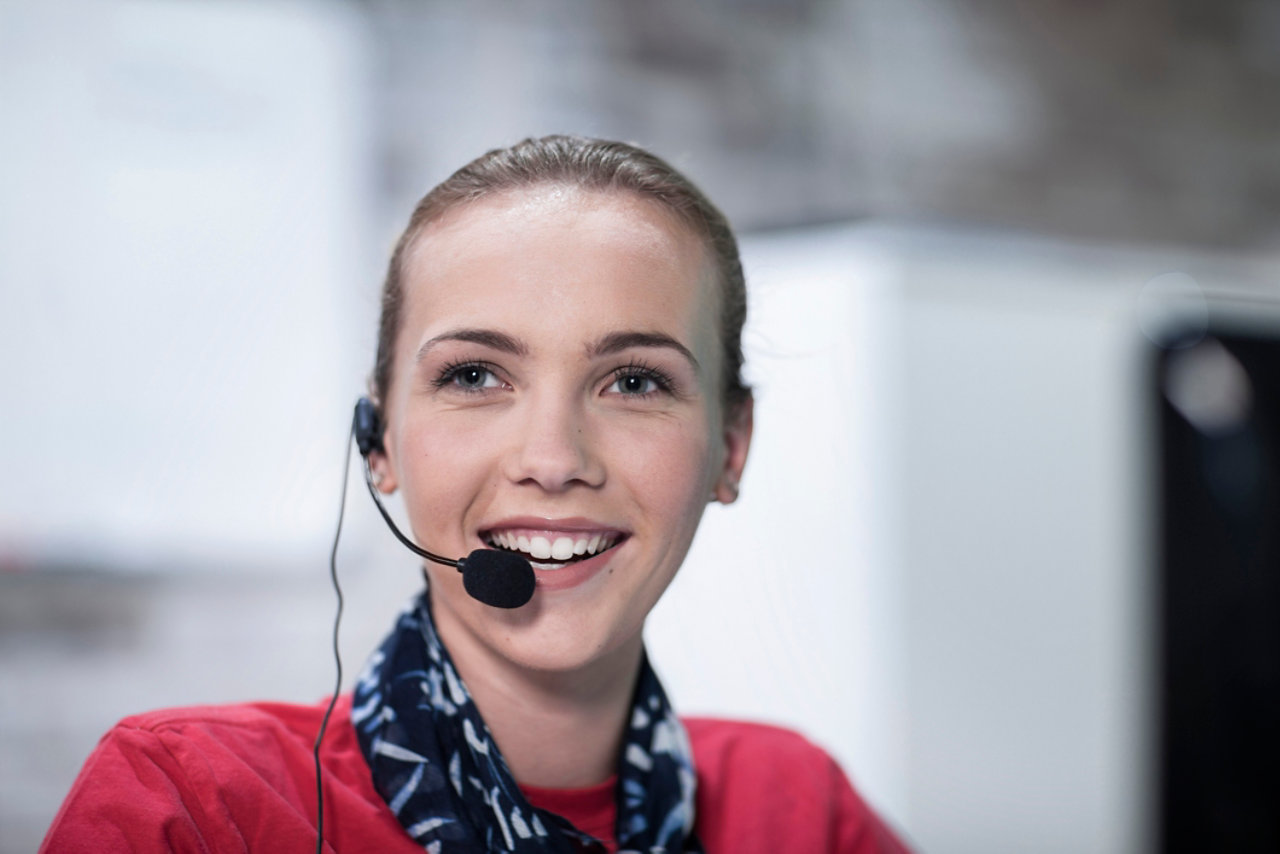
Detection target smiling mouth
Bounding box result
[481,530,626,570]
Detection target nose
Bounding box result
[502,393,605,492]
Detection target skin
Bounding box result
[372,185,752,787]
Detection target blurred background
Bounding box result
[3,1,1280,851]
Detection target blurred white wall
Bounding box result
[0,0,375,573]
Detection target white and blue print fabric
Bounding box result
[351,589,705,853]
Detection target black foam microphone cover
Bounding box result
[459,549,537,608]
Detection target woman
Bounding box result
[42,136,909,852]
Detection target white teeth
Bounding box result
[486,530,621,560]
[551,537,574,560]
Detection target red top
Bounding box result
[41,696,912,853]
[522,777,619,848]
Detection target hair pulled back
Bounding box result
[372,135,749,412]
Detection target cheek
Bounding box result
[612,416,715,518]
[392,414,497,535]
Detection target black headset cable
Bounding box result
[313,427,352,854]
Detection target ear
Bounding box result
[712,395,753,504]
[369,436,399,495]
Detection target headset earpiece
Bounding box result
[353,397,384,457]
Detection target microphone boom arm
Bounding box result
[362,462,461,570]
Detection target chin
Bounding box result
[426,562,659,678]
[487,606,643,676]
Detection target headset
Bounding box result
[311,398,536,853]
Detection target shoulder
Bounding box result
[110,697,332,747]
[683,716,848,796]
[96,696,377,800]
[40,696,402,854]
[682,717,913,854]
[93,698,339,790]
[683,716,831,767]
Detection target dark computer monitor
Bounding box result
[1157,329,1280,852]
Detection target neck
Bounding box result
[431,599,645,789]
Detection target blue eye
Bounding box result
[608,363,674,397]
[434,362,501,392]
[453,366,491,389]
[613,373,658,395]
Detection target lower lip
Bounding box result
[528,543,622,593]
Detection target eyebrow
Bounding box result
[588,331,700,372]
[414,327,700,372]
[415,328,528,363]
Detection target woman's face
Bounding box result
[376,186,751,675]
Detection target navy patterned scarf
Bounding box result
[351,589,704,853]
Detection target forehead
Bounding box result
[399,187,719,351]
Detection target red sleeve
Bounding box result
[39,723,231,854]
